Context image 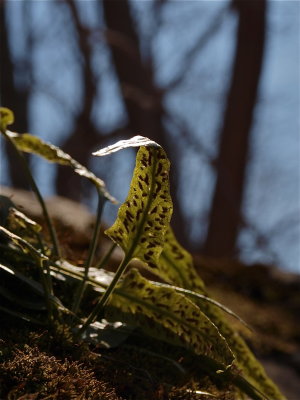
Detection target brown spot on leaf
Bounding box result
[150,206,158,214]
[136,209,142,220]
[125,210,134,222]
[155,182,162,194]
[156,162,163,176]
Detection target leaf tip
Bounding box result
[0,107,15,132]
[92,135,160,157]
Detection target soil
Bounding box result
[0,186,299,400]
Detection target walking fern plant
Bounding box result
[0,108,285,400]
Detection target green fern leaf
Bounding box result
[4,130,115,203]
[0,107,14,132]
[7,207,42,233]
[155,226,206,290]
[0,226,47,261]
[105,144,173,268]
[151,227,285,400]
[107,268,234,368]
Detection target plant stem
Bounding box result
[78,250,133,336]
[72,189,105,314]
[31,229,53,293]
[38,258,53,320]
[95,242,117,270]
[1,131,60,258]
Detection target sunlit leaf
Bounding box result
[52,260,115,288]
[0,226,48,261]
[80,320,134,348]
[49,260,274,400]
[7,207,42,233]
[107,269,234,368]
[5,130,116,203]
[93,135,159,156]
[51,257,249,330]
[105,145,173,268]
[51,263,233,368]
[207,309,285,400]
[185,390,216,398]
[155,226,206,290]
[151,281,252,331]
[0,107,14,132]
[0,195,16,226]
[147,227,285,400]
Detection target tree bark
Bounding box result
[0,1,30,189]
[204,0,267,257]
[55,0,99,200]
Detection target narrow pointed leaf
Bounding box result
[106,269,234,368]
[0,286,46,311]
[186,390,216,398]
[151,281,252,331]
[0,226,48,261]
[0,195,16,225]
[124,345,187,375]
[0,263,65,310]
[105,144,173,269]
[5,130,116,203]
[0,107,14,131]
[0,304,45,325]
[93,135,159,156]
[7,207,42,233]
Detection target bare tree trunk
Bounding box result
[102,0,188,245]
[204,0,266,257]
[0,1,30,189]
[55,0,99,200]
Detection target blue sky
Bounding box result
[1,0,299,272]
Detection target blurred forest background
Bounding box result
[0,0,299,272]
